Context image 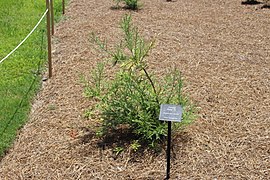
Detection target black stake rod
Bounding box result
[166,121,172,179]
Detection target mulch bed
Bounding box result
[0,0,269,179]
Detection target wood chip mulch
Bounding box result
[0,0,269,179]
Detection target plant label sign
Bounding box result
[159,104,183,122]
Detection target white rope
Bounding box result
[0,9,49,64]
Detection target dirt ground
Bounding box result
[0,0,269,179]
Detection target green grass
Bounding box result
[0,0,64,157]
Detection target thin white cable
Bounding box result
[0,9,49,64]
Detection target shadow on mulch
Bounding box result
[78,126,191,161]
[110,5,140,12]
[0,149,9,162]
[165,0,177,2]
[261,4,270,8]
[241,0,262,5]
[241,1,270,10]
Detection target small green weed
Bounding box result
[113,146,124,155]
[48,104,56,110]
[130,140,141,152]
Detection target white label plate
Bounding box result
[159,104,183,122]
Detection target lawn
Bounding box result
[0,0,63,157]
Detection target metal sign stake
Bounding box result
[159,104,183,180]
[166,121,172,179]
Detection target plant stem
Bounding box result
[142,68,159,105]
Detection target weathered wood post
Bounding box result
[62,0,65,14]
[46,0,52,78]
[50,0,54,35]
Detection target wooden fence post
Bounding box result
[50,0,54,35]
[62,0,65,14]
[46,0,52,78]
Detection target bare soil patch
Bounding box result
[0,0,269,179]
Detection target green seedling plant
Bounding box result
[85,14,195,149]
[113,146,124,155]
[130,140,141,152]
[81,62,105,98]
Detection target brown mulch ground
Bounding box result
[0,0,269,179]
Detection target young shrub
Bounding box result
[114,0,139,10]
[85,14,195,148]
[125,0,139,9]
